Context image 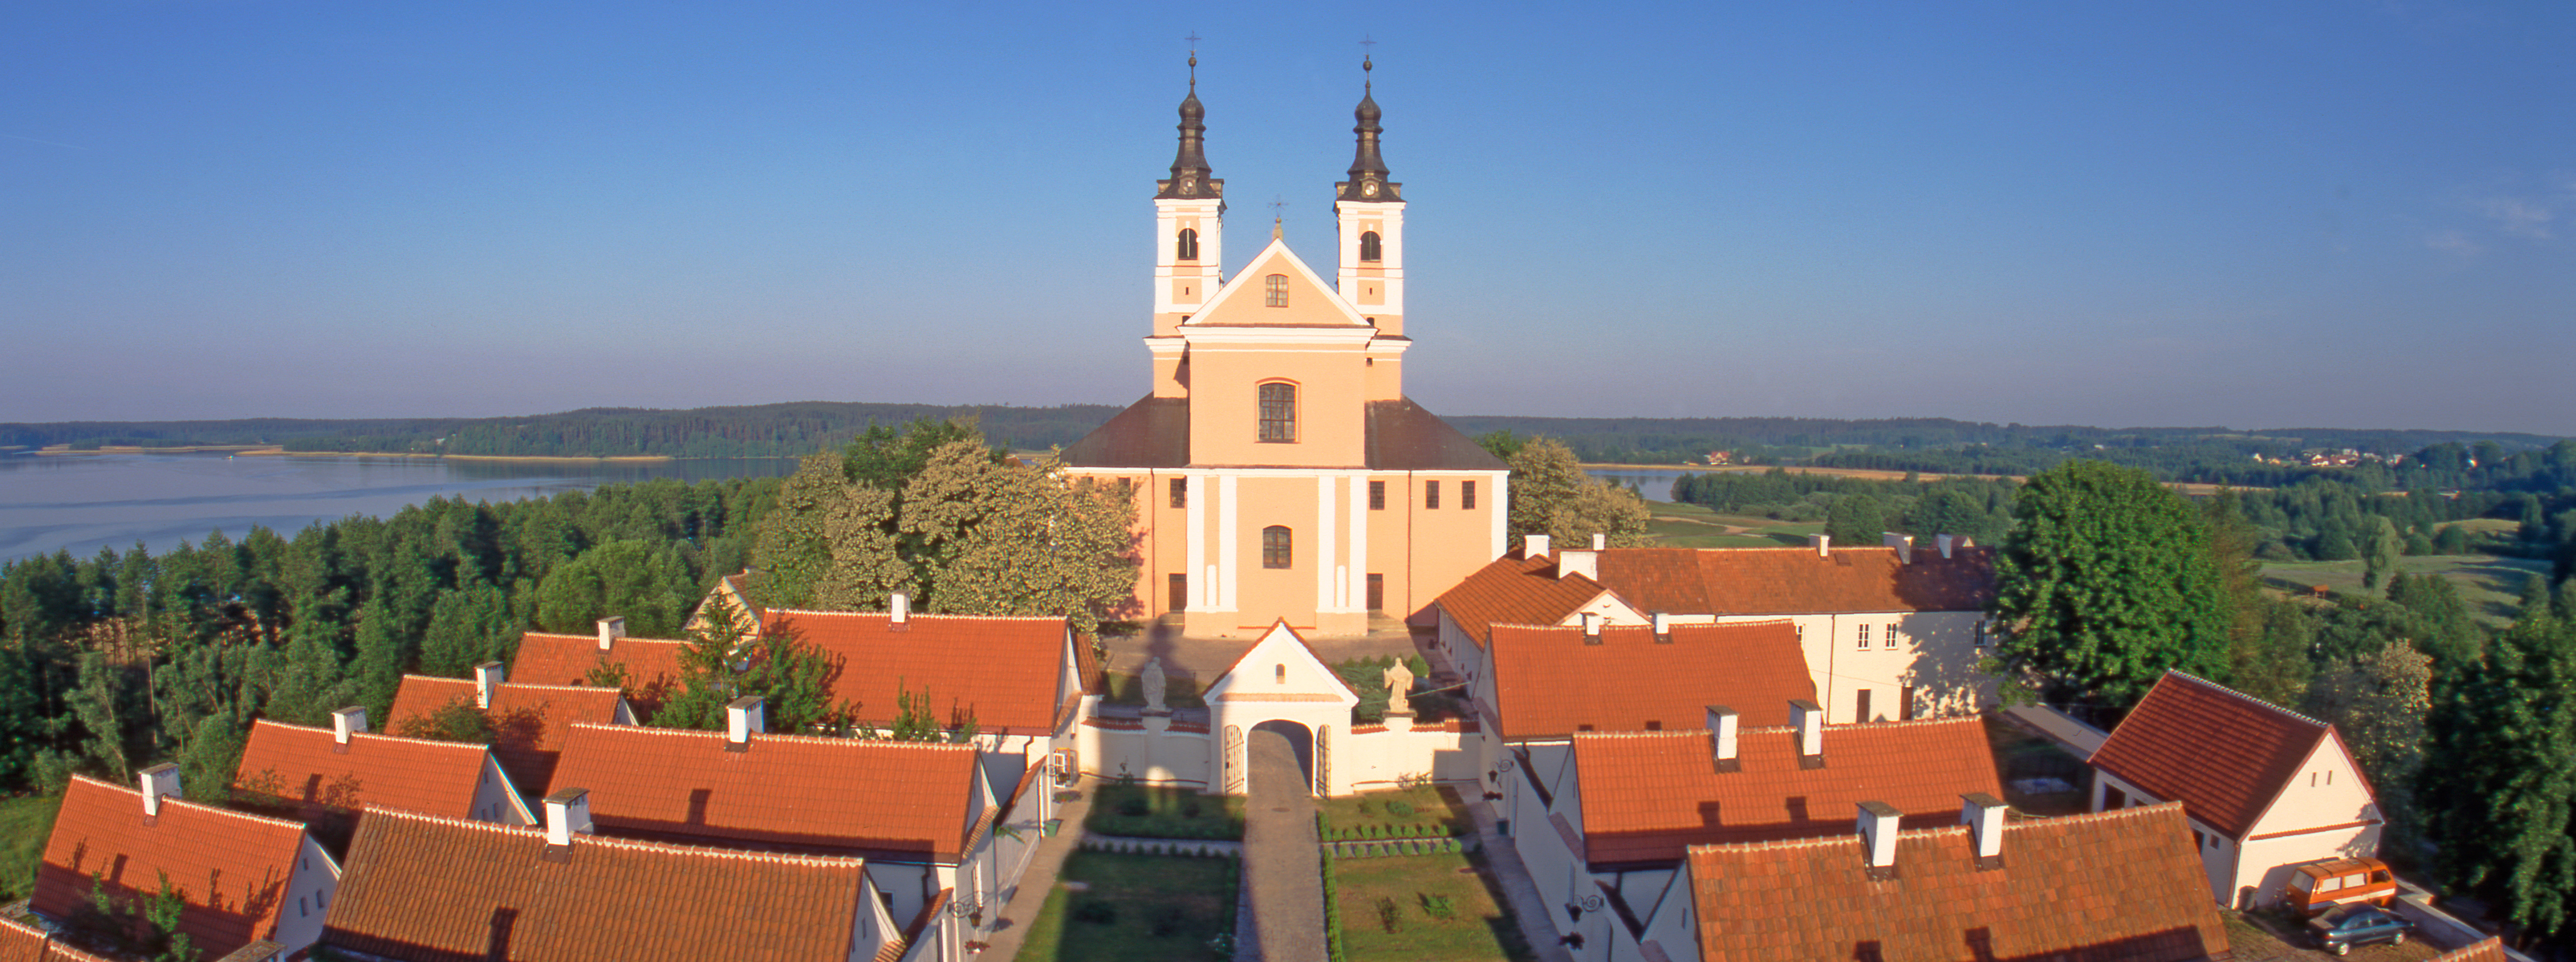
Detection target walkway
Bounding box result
[1240,727,1327,962]
[981,780,1093,962]
[1462,797,1577,962]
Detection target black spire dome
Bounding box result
[1337,56,1400,202]
[1156,53,1220,200]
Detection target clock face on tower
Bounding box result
[1180,177,1197,195]
[1361,180,1379,198]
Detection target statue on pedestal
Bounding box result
[1141,657,1168,713]
[1381,659,1415,716]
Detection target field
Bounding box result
[1011,850,1238,962]
[0,793,60,902]
[1640,500,1821,549]
[1333,848,1536,962]
[2259,554,2552,626]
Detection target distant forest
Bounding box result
[4,404,2565,485]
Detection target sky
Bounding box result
[4,1,2570,435]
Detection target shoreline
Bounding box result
[33,445,681,464]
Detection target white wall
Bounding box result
[270,835,341,952]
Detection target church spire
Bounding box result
[1337,55,1398,202]
[1157,49,1219,200]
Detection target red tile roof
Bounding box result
[322,808,873,962]
[2090,671,2338,838]
[1600,546,1997,615]
[2432,938,2506,962]
[1573,717,2004,864]
[386,675,629,798]
[546,723,986,862]
[232,719,512,822]
[507,631,689,715]
[1687,802,2231,962]
[1487,622,1816,740]
[764,608,1073,736]
[32,776,317,960]
[1433,551,1611,649]
[0,918,116,962]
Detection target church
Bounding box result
[1061,59,1507,638]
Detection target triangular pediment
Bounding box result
[1207,620,1362,705]
[1186,237,1371,329]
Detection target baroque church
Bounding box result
[1062,59,1507,638]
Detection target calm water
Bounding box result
[1584,468,1687,503]
[0,453,797,564]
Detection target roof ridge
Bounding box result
[252,718,493,754]
[767,607,1066,623]
[2165,670,2330,730]
[2011,799,2185,832]
[361,806,873,868]
[523,630,689,644]
[564,722,974,752]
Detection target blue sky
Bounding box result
[4,1,2569,435]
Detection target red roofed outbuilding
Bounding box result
[761,607,1086,741]
[230,714,534,851]
[385,668,634,804]
[31,772,338,961]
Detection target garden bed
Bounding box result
[1330,846,1535,962]
[1082,783,1245,840]
[1012,850,1239,962]
[1316,784,1471,842]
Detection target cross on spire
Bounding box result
[1269,195,1287,239]
[1186,32,1201,86]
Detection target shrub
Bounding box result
[1073,901,1118,925]
[1386,800,1415,817]
[1118,796,1151,817]
[1376,896,1403,933]
[1420,893,1456,919]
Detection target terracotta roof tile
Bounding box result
[322,808,870,962]
[386,675,630,799]
[509,631,689,716]
[547,723,984,862]
[32,776,318,960]
[765,608,1071,736]
[2090,671,2333,838]
[1600,546,1997,615]
[232,719,512,822]
[1574,718,2003,864]
[2431,938,2507,962]
[0,919,118,962]
[1688,803,2230,962]
[1435,552,1612,649]
[1488,622,1815,740]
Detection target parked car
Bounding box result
[2307,904,2416,956]
[2282,857,2398,916]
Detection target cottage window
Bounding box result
[298,897,308,918]
[1359,230,1382,262]
[1262,526,1292,569]
[1258,382,1297,443]
[1885,623,1899,648]
[1170,478,1187,508]
[1424,480,1441,509]
[1177,228,1200,261]
[1369,481,1386,510]
[1264,273,1290,307]
[1461,480,1477,510]
[1855,624,1871,648]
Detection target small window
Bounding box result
[1885,623,1899,648]
[1424,480,1441,509]
[1176,227,1200,261]
[1263,526,1292,569]
[298,896,308,918]
[1369,481,1386,510]
[1264,273,1289,307]
[1461,480,1477,510]
[1170,478,1187,508]
[1359,230,1382,262]
[1855,624,1871,648]
[1275,664,1286,683]
[1258,383,1297,443]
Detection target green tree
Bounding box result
[533,539,693,637]
[651,600,847,736]
[2304,641,2430,843]
[1503,437,1650,547]
[747,453,911,611]
[1824,494,1887,546]
[1987,460,2229,712]
[2432,524,2472,556]
[1473,430,1525,461]
[2420,614,2576,942]
[900,442,1139,633]
[2363,516,2404,591]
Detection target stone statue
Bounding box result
[1382,660,1415,715]
[1141,657,1168,713]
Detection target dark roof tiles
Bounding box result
[509,631,689,714]
[1436,552,1611,650]
[2090,671,2337,838]
[33,776,316,960]
[385,675,628,798]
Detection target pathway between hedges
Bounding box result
[1241,727,1328,962]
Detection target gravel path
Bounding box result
[1241,727,1327,962]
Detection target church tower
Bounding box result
[1335,57,1408,401]
[1150,53,1224,398]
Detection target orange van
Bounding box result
[2281,857,2397,917]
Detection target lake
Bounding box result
[1584,468,1690,503]
[0,453,799,564]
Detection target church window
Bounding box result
[1424,480,1440,509]
[1170,478,1187,508]
[1263,526,1292,569]
[1177,228,1200,261]
[1258,382,1297,442]
[1360,230,1382,262]
[1461,480,1477,510]
[1264,274,1290,307]
[1369,481,1386,510]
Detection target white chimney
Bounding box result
[890,592,910,628]
[474,661,505,709]
[1857,800,1901,874]
[1591,532,1606,551]
[331,706,368,745]
[543,788,594,847]
[1790,699,1823,767]
[138,763,182,817]
[1882,533,1913,564]
[1936,534,1956,560]
[597,616,626,651]
[1706,706,1740,773]
[1962,792,2008,868]
[726,696,766,748]
[1556,549,1598,581]
[1523,534,1551,560]
[1810,534,1831,557]
[1652,612,1672,643]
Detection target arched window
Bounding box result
[1257,382,1297,442]
[1264,273,1289,307]
[1262,526,1292,569]
[1359,230,1382,262]
[1176,228,1199,262]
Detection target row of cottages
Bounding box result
[1435,534,2000,727]
[2090,670,2387,910]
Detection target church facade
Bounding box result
[1062,63,1506,638]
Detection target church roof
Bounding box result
[1060,396,1501,472]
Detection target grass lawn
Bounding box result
[2260,554,2552,626]
[1083,784,1245,840]
[0,793,61,902]
[1641,503,1819,548]
[1334,848,1536,962]
[1318,786,1470,841]
[1012,851,1237,962]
